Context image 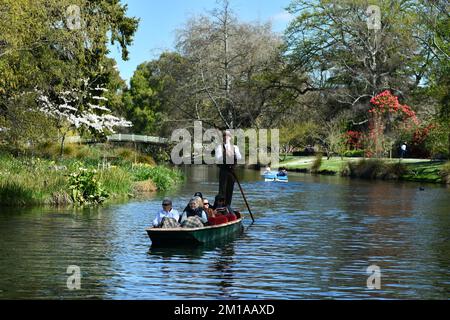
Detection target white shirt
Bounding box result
[401,144,407,151]
[153,208,180,227]
[215,143,242,164]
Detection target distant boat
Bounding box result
[146,216,244,246]
[262,171,288,182]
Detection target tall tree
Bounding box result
[0,0,138,148]
[284,0,431,120]
[175,0,287,129]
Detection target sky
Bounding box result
[108,0,294,83]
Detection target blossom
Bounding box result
[36,79,133,134]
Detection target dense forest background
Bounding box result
[1,0,449,159]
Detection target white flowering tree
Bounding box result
[37,78,132,156]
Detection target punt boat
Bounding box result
[146,216,244,246]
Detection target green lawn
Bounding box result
[279,156,447,183]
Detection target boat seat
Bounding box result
[208,215,228,226]
[225,213,237,222]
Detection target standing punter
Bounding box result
[215,130,242,206]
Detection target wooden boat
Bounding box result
[146,217,244,246]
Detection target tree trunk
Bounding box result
[60,132,66,158]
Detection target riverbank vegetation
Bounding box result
[117,1,449,164]
[0,146,183,206]
[1,0,449,202]
[279,156,448,184]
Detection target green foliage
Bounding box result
[0,154,68,205]
[0,182,38,206]
[440,162,450,184]
[425,123,450,159]
[347,159,387,179]
[0,0,138,151]
[346,159,408,180]
[130,164,183,191]
[98,166,133,198]
[285,0,426,108]
[67,167,109,205]
[280,122,318,156]
[384,162,408,179]
[0,101,58,155]
[402,161,444,183]
[343,150,365,157]
[0,148,181,206]
[122,52,191,135]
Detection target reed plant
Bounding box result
[0,150,182,206]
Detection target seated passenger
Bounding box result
[179,197,208,228]
[183,192,204,212]
[194,192,203,199]
[204,197,226,226]
[152,198,180,228]
[213,194,237,222]
[202,198,214,219]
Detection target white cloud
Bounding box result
[271,11,294,23]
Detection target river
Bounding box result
[0,166,449,299]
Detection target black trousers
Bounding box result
[218,165,235,206]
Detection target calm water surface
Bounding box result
[0,166,449,299]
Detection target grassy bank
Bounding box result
[279,156,449,184]
[0,145,183,206]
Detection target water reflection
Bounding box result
[0,166,449,299]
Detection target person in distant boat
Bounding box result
[213,194,237,222]
[263,165,271,174]
[179,197,208,228]
[152,198,180,228]
[277,167,288,177]
[215,130,242,206]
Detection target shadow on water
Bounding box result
[147,229,244,259]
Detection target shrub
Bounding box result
[133,180,157,193]
[310,153,322,173]
[67,167,109,205]
[99,166,133,197]
[343,150,365,157]
[130,164,183,191]
[347,159,408,180]
[36,141,59,158]
[0,182,37,206]
[382,162,408,180]
[348,159,386,179]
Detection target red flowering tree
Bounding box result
[345,130,362,150]
[365,91,419,158]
